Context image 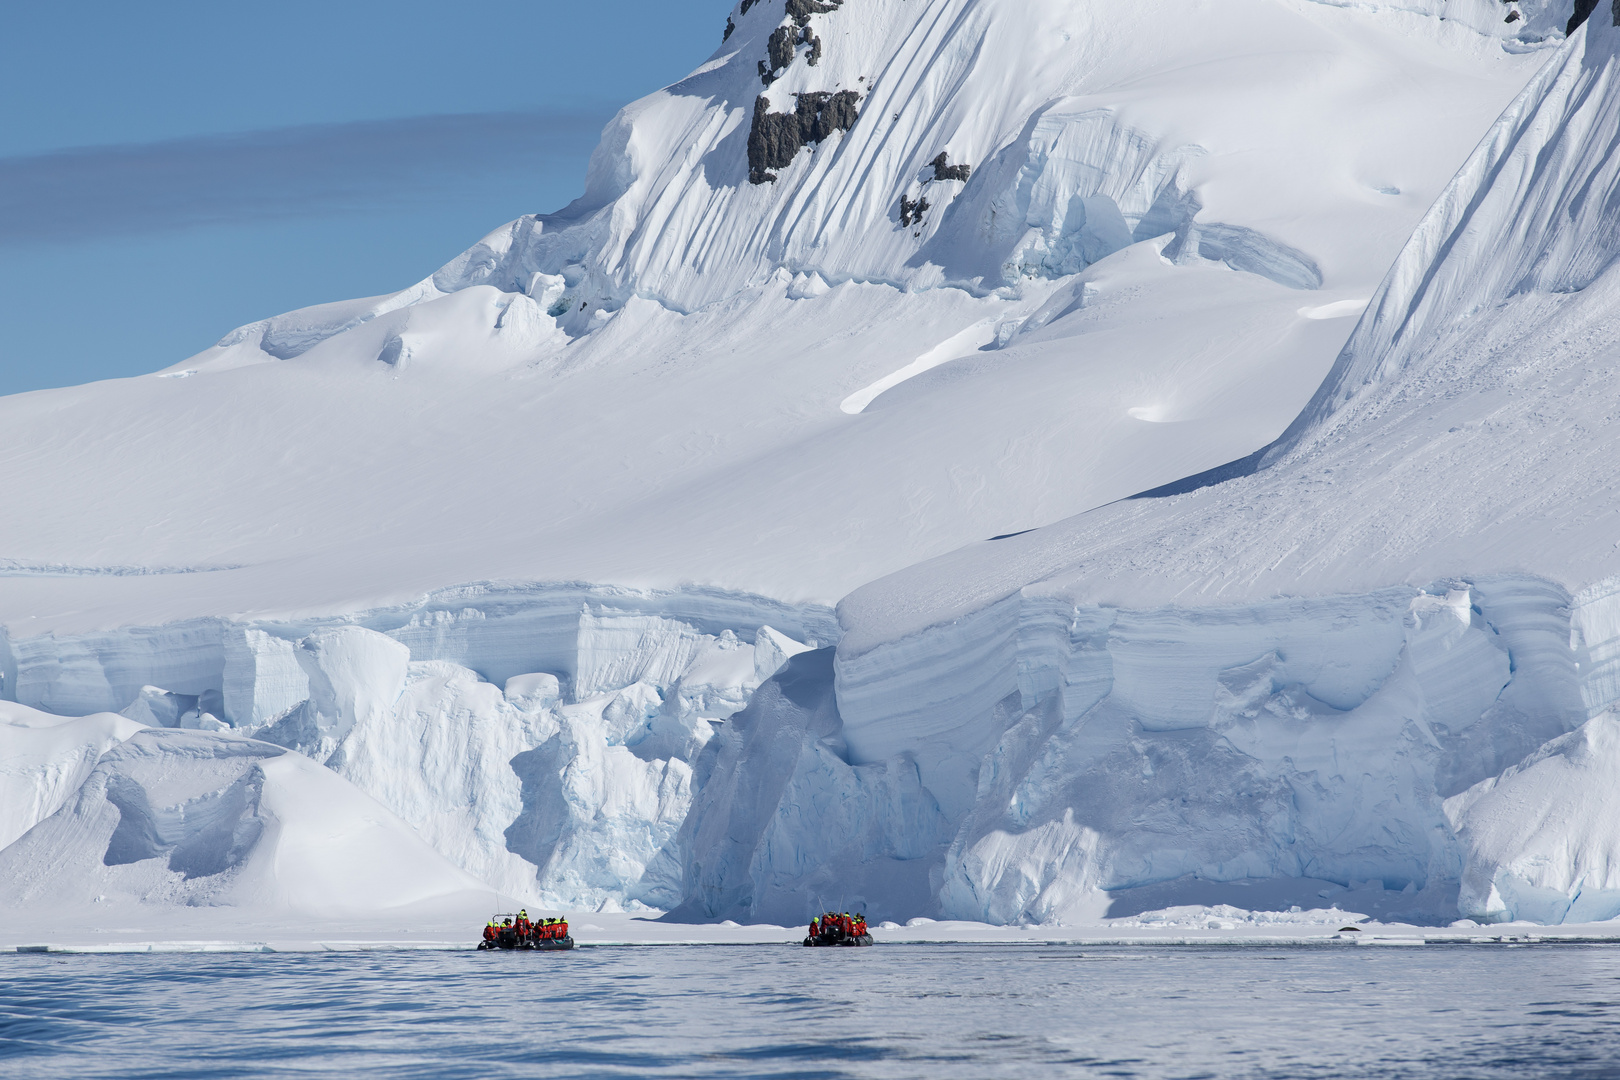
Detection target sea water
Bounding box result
[2,943,1618,1078]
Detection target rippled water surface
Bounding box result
[3,943,1619,1078]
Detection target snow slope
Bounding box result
[0,726,488,914]
[0,0,1555,639]
[0,0,1605,926]
[823,10,1620,924]
[0,702,144,850]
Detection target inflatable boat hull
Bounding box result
[478,935,575,951]
[803,934,873,947]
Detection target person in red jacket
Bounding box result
[516,909,532,940]
[482,920,497,945]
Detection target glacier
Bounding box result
[827,7,1620,924]
[4,0,1620,932]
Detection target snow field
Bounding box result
[0,0,1556,636]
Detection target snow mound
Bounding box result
[0,728,485,913]
[1447,713,1620,924]
[0,702,145,851]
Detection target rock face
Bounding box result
[748,91,862,184]
[1568,0,1607,34]
[930,152,971,183]
[760,25,799,84]
[757,0,844,84]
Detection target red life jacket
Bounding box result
[482,925,495,941]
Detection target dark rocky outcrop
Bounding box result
[759,25,800,84]
[786,0,843,26]
[899,194,930,228]
[758,0,845,84]
[748,91,862,184]
[1564,0,1619,34]
[930,152,971,183]
[725,16,736,41]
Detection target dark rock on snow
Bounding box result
[899,194,930,228]
[786,0,843,27]
[1564,0,1620,34]
[748,91,861,184]
[760,24,800,84]
[930,152,971,183]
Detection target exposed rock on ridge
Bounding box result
[748,91,862,184]
[930,152,971,182]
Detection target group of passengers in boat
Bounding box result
[482,909,569,946]
[808,912,868,940]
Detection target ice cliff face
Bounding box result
[0,585,828,912]
[1446,713,1620,924]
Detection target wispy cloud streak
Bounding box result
[0,110,612,246]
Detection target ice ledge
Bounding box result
[0,578,839,722]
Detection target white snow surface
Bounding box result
[0,702,145,851]
[4,0,1617,930]
[0,726,489,913]
[0,0,1555,636]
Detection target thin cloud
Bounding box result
[0,110,613,246]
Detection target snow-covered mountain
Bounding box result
[831,5,1620,926]
[3,0,1614,928]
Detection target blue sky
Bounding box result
[0,1,730,394]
